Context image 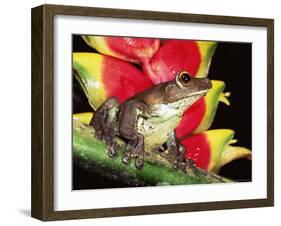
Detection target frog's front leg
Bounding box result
[118,101,147,169]
[90,97,120,157]
[167,131,195,170]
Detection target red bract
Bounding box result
[183,132,210,170]
[82,36,160,64]
[175,80,230,138]
[181,130,251,172]
[73,52,153,110]
[176,98,206,137]
[143,40,217,84]
[101,54,153,103]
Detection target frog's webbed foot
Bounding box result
[171,143,196,170]
[90,97,120,157]
[122,133,145,169]
[103,127,119,157]
[167,131,195,170]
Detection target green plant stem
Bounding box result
[73,120,231,186]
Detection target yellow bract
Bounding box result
[204,129,251,173]
[82,36,115,58]
[196,41,217,78]
[192,80,230,134]
[73,53,107,110]
[73,112,94,125]
[206,129,235,172]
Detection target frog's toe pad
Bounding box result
[122,156,130,164]
[107,146,117,157]
[135,157,144,169]
[178,161,187,170]
[185,158,196,168]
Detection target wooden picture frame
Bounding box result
[31,4,274,221]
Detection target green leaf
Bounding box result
[73,120,231,186]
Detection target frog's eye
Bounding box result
[176,71,191,87]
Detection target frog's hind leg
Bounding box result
[90,97,120,157]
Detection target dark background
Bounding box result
[72,35,252,190]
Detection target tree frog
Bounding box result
[90,71,212,169]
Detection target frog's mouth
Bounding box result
[188,89,209,98]
[164,88,210,108]
[184,90,209,106]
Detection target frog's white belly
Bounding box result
[136,103,183,151]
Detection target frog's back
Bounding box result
[126,82,167,105]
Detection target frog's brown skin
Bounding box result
[90,71,212,169]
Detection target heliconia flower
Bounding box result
[143,40,217,84]
[181,129,251,173]
[73,112,94,125]
[73,52,153,110]
[82,35,160,64]
[175,80,230,138]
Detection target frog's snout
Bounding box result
[206,78,212,90]
[199,78,212,90]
